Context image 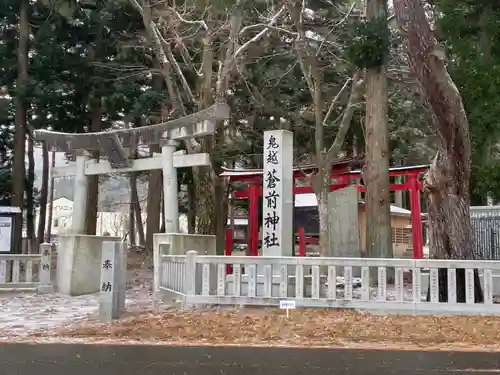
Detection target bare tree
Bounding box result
[108,213,130,239]
[12,0,29,253]
[393,0,483,302]
[37,143,49,248]
[130,170,146,246]
[362,0,393,262]
[129,0,289,250]
[26,128,36,252]
[285,0,364,256]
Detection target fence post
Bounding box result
[298,227,306,256]
[38,243,54,293]
[225,229,233,274]
[99,241,126,323]
[183,250,197,309]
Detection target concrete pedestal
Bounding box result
[153,233,216,298]
[57,234,120,296]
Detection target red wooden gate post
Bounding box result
[408,173,424,259]
[248,183,260,256]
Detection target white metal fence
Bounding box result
[0,254,43,291]
[159,254,187,302]
[159,251,500,314]
[0,243,54,292]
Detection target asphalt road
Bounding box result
[0,343,499,374]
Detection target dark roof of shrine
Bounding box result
[220,156,362,178]
[221,156,429,179]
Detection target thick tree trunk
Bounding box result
[193,168,216,234]
[193,164,228,254]
[128,160,137,245]
[26,132,36,253]
[37,143,49,248]
[394,0,483,302]
[131,171,146,246]
[134,202,146,246]
[146,146,161,251]
[160,192,165,233]
[128,197,136,245]
[425,153,483,302]
[145,64,163,250]
[187,176,196,234]
[216,177,229,255]
[12,0,29,253]
[84,103,102,235]
[312,74,364,257]
[363,0,393,263]
[317,188,329,255]
[46,150,55,242]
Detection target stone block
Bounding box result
[99,241,127,323]
[327,185,361,258]
[57,234,120,296]
[38,243,54,293]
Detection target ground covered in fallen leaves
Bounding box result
[3,251,500,351]
[27,307,500,351]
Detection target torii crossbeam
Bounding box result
[34,102,231,234]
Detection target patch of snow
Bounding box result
[0,269,157,338]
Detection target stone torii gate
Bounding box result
[34,102,230,296]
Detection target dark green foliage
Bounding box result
[435,1,500,203]
[0,125,12,205]
[0,0,168,203]
[345,17,390,69]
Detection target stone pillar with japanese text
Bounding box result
[262,130,294,257]
[38,243,54,293]
[99,241,127,322]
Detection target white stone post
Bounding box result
[153,243,170,303]
[0,260,6,284]
[115,241,127,315]
[262,130,294,257]
[99,241,127,322]
[183,250,197,310]
[38,243,54,293]
[72,153,90,234]
[162,139,180,233]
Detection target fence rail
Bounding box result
[0,254,43,291]
[159,252,500,315]
[159,255,187,301]
[0,243,54,292]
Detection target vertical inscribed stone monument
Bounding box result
[328,185,361,258]
[262,130,294,257]
[99,241,127,322]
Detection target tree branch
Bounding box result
[234,6,286,61]
[323,77,353,126]
[172,8,208,31]
[129,0,195,105]
[323,71,364,168]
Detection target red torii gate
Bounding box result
[221,160,428,259]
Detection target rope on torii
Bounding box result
[33,102,231,168]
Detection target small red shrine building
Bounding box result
[221,158,428,259]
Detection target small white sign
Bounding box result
[280,299,296,318]
[279,300,296,309]
[0,216,12,253]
